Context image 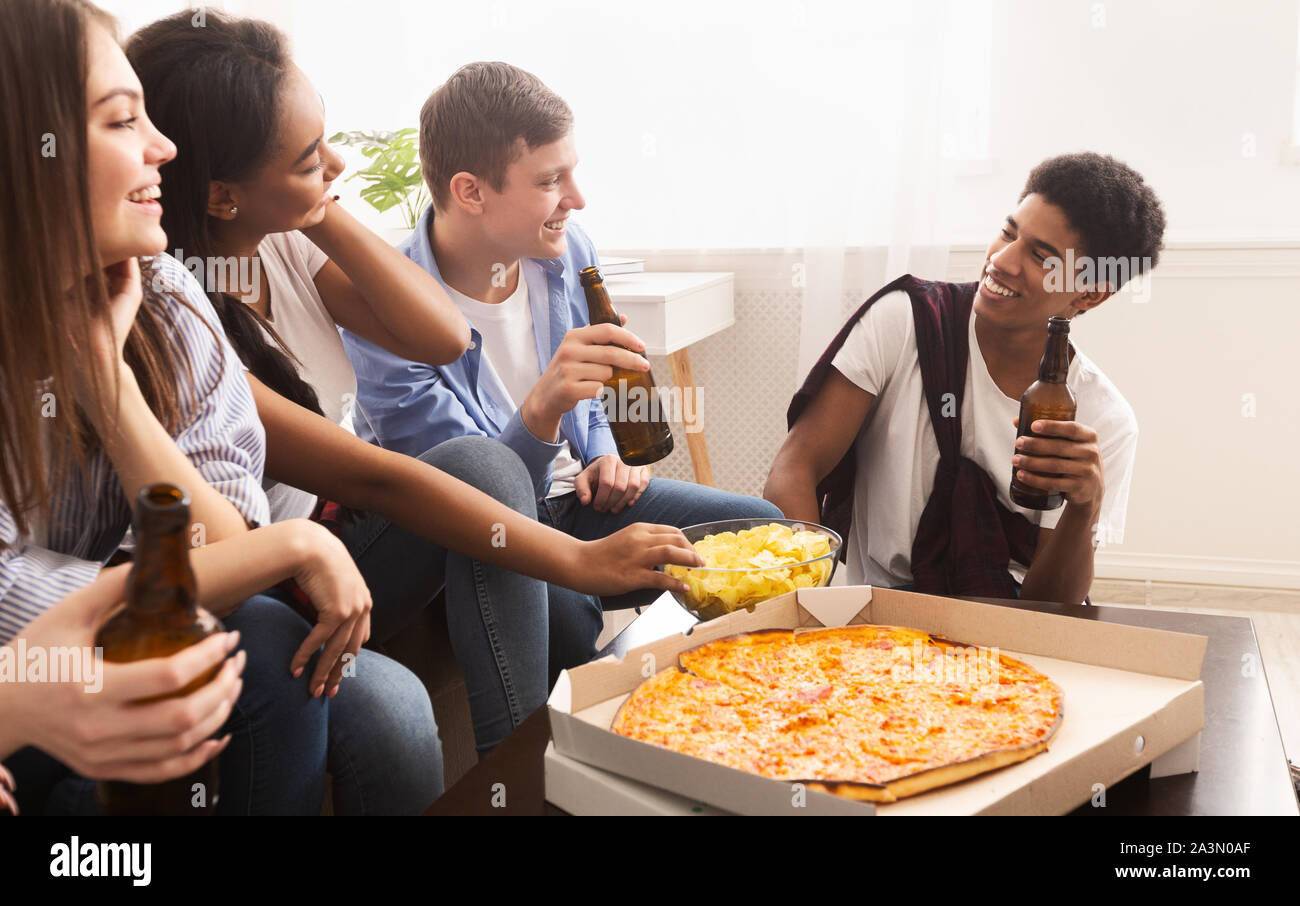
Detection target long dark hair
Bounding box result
[126,10,324,416]
[0,0,200,543]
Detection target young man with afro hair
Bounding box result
[766,152,1165,605]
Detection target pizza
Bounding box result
[611,625,1063,803]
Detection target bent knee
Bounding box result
[417,436,534,512]
[222,595,314,662]
[343,653,439,743]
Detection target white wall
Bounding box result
[102,0,1300,245]
[944,0,1300,244]
[1038,244,1300,586]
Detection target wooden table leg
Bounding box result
[667,347,714,487]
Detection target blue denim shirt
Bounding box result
[341,204,618,499]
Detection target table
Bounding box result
[425,595,1299,816]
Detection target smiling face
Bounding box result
[976,193,1101,328]
[84,23,176,265]
[215,65,343,235]
[476,133,585,260]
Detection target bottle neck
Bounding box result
[1038,330,1071,383]
[582,279,620,327]
[126,526,196,615]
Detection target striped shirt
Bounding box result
[0,254,269,644]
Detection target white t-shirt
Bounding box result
[252,230,359,522]
[829,290,1138,589]
[444,262,583,498]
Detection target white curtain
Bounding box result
[793,0,982,384]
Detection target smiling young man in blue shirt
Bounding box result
[342,62,780,674]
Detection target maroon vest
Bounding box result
[787,275,1038,599]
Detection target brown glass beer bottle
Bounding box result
[580,265,674,466]
[1009,316,1077,510]
[95,484,223,815]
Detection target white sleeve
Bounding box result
[829,291,913,396]
[1094,419,1138,545]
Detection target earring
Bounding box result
[229,206,238,216]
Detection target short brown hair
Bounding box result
[420,61,573,210]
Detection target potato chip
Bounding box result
[666,523,838,619]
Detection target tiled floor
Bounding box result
[599,582,1300,766]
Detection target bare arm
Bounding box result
[1019,509,1099,606]
[764,368,876,521]
[188,519,335,618]
[302,202,470,365]
[248,375,699,596]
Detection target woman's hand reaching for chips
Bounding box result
[562,524,704,597]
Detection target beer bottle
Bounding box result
[95,484,224,815]
[580,265,674,466]
[1010,316,1077,510]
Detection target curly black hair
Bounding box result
[1019,152,1166,289]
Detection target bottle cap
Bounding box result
[138,483,190,510]
[134,483,190,532]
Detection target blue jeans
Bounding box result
[539,478,782,680]
[338,436,549,756]
[3,594,442,815]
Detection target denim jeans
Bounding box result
[538,477,782,680]
[338,436,549,756]
[2,594,442,815]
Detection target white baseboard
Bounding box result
[1094,551,1300,590]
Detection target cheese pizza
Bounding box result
[612,625,1063,803]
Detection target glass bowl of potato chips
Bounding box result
[664,519,842,622]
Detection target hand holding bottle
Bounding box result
[1011,416,1105,510]
[0,566,244,808]
[520,316,649,443]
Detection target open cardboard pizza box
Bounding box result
[546,586,1207,816]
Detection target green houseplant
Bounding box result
[328,127,429,230]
